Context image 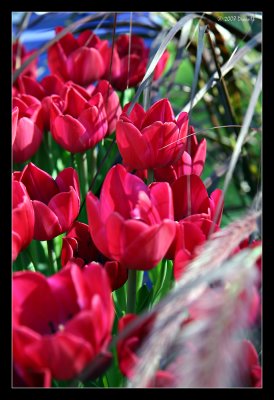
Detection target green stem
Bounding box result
[79,152,89,200]
[71,152,76,168]
[46,131,55,173]
[90,147,97,181]
[147,169,154,185]
[127,269,137,314]
[47,239,58,275]
[136,271,144,292]
[25,248,36,271]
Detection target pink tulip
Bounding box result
[12,180,35,261]
[13,261,114,386]
[48,27,110,86]
[116,99,189,170]
[12,95,44,163]
[86,164,175,270]
[154,126,207,184]
[172,174,224,225]
[50,85,108,153]
[15,163,80,240]
[61,221,128,290]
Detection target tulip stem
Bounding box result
[127,269,137,314]
[79,152,89,199]
[47,239,58,275]
[147,169,154,185]
[90,147,97,181]
[46,132,55,173]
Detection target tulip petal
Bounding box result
[64,310,99,354]
[12,106,19,145]
[32,200,61,241]
[192,138,207,176]
[122,220,175,270]
[48,42,69,81]
[173,249,192,281]
[25,333,93,381]
[67,47,105,86]
[104,261,128,291]
[12,232,22,262]
[20,163,59,204]
[121,103,146,130]
[63,86,89,118]
[83,263,113,322]
[149,181,174,220]
[172,175,210,220]
[105,212,125,260]
[48,188,80,232]
[78,105,108,148]
[141,98,175,128]
[18,75,45,99]
[52,114,87,153]
[12,181,34,259]
[61,237,77,267]
[13,118,43,163]
[55,26,78,55]
[116,120,149,169]
[154,165,177,185]
[179,151,192,175]
[55,167,80,198]
[86,192,110,257]
[100,164,148,220]
[209,188,224,225]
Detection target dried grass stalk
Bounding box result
[129,212,261,388]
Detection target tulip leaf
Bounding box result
[113,284,127,314]
[151,260,174,306]
[136,284,153,313]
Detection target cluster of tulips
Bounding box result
[12,26,262,387]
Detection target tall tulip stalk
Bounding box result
[11,12,262,389]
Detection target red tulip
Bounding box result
[239,340,262,387]
[91,80,122,134]
[106,34,169,91]
[86,164,175,270]
[61,221,128,290]
[117,313,174,386]
[12,95,44,163]
[147,370,176,388]
[153,49,169,81]
[116,99,189,170]
[169,215,219,275]
[172,174,224,225]
[12,180,35,261]
[117,313,155,378]
[12,106,19,146]
[50,85,108,153]
[48,27,110,86]
[13,41,37,87]
[154,126,207,184]
[17,74,64,131]
[15,163,80,241]
[13,261,114,386]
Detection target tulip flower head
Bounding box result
[116,99,189,170]
[13,262,114,386]
[86,164,176,270]
[15,163,80,241]
[12,95,44,163]
[50,86,108,153]
[61,221,128,290]
[48,27,111,86]
[12,180,35,261]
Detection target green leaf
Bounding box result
[136,284,153,313]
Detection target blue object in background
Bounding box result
[12,12,165,80]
